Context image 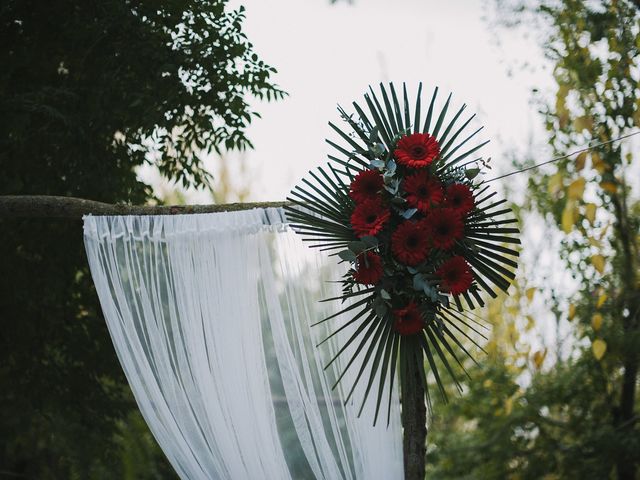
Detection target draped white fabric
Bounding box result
[83,208,403,480]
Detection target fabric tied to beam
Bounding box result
[83,208,403,480]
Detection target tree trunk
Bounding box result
[401,348,427,480]
[617,356,639,480]
[611,192,639,480]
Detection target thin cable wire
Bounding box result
[481,130,640,184]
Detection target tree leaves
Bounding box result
[567,178,586,199]
[591,254,606,274]
[592,339,607,360]
[562,200,577,233]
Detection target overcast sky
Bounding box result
[141,0,553,203]
[232,0,552,201]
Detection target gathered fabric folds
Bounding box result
[83,208,403,480]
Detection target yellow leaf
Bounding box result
[592,254,605,274]
[483,379,493,388]
[525,315,535,330]
[567,178,586,199]
[573,115,593,133]
[592,339,607,360]
[556,85,570,128]
[588,236,602,249]
[596,294,607,308]
[533,349,546,369]
[568,303,576,320]
[505,396,514,416]
[584,203,597,224]
[592,313,603,331]
[547,172,563,196]
[600,181,618,194]
[625,152,633,164]
[526,287,536,302]
[592,152,607,174]
[561,200,576,234]
[575,152,587,171]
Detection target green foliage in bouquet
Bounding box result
[285,83,520,423]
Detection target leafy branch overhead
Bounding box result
[286,83,520,424]
[0,1,286,193]
[0,2,285,475]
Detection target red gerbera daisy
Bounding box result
[393,301,424,335]
[445,183,475,215]
[436,256,473,295]
[394,133,440,168]
[349,169,384,204]
[352,251,383,285]
[391,221,431,266]
[350,200,390,237]
[403,171,444,213]
[425,208,464,250]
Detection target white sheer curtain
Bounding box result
[83,208,403,480]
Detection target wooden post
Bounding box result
[401,348,427,480]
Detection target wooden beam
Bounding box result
[0,195,290,219]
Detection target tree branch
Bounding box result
[0,195,291,219]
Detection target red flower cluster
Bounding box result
[391,221,430,266]
[436,256,473,295]
[445,183,474,215]
[349,169,384,203]
[425,208,464,250]
[394,133,440,168]
[403,171,443,213]
[392,302,424,335]
[350,200,390,237]
[342,131,478,333]
[353,251,383,285]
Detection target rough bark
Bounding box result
[401,349,427,480]
[611,191,639,480]
[0,195,290,218]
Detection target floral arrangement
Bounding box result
[285,83,520,422]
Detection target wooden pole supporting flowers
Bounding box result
[285,82,520,480]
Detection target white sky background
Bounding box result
[139,0,591,364]
[226,0,550,202]
[141,0,555,203]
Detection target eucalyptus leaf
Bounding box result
[372,143,386,156]
[375,301,388,318]
[386,159,397,175]
[465,167,480,179]
[423,284,439,302]
[413,274,427,291]
[360,236,379,247]
[348,241,367,254]
[402,208,418,219]
[338,250,357,262]
[438,294,450,308]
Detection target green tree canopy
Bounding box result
[427,1,640,479]
[0,1,284,477]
